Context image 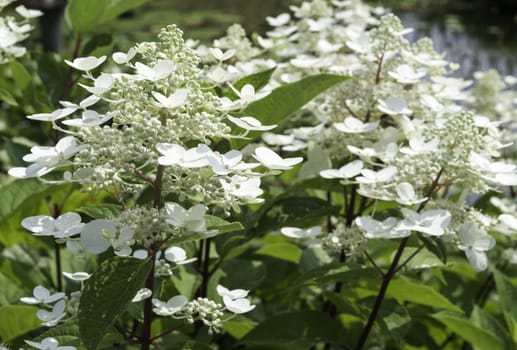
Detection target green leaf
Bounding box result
[33,52,66,105]
[293,264,377,290]
[76,204,123,219]
[223,316,257,340]
[432,311,505,350]
[226,67,276,100]
[398,247,444,270]
[232,73,348,148]
[471,306,512,349]
[78,257,152,350]
[206,215,244,234]
[209,259,265,300]
[493,269,517,332]
[0,87,17,106]
[387,277,462,312]
[0,305,41,342]
[417,234,447,264]
[255,242,302,263]
[82,33,113,56]
[35,322,84,349]
[65,0,107,35]
[99,0,151,24]
[10,60,31,90]
[168,341,215,350]
[243,73,349,125]
[242,310,345,347]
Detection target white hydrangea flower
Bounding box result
[62,272,91,282]
[152,295,188,316]
[112,47,136,64]
[280,226,322,238]
[320,160,363,179]
[216,284,255,314]
[388,64,426,84]
[227,116,277,132]
[356,216,410,239]
[135,60,175,81]
[165,202,207,233]
[253,146,303,170]
[356,166,397,184]
[20,286,65,305]
[78,73,114,95]
[132,288,152,302]
[495,214,517,236]
[209,47,236,61]
[457,221,495,271]
[395,182,427,206]
[36,300,66,327]
[266,13,290,27]
[62,110,114,128]
[25,337,75,350]
[21,212,84,238]
[65,56,106,71]
[164,246,197,265]
[9,136,87,178]
[377,97,412,115]
[396,209,451,236]
[156,143,210,168]
[333,116,379,133]
[151,89,189,109]
[15,5,43,19]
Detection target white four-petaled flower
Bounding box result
[165,202,207,233]
[457,221,495,271]
[20,286,65,305]
[25,337,76,350]
[217,284,255,314]
[21,212,84,238]
[253,147,303,170]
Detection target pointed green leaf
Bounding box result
[243,73,349,125]
[99,0,151,24]
[78,257,152,350]
[0,305,41,342]
[242,310,345,347]
[65,0,107,35]
[493,269,517,332]
[387,277,462,312]
[10,60,31,90]
[76,204,123,219]
[206,215,244,234]
[0,87,17,106]
[255,242,302,263]
[432,311,505,350]
[226,67,276,100]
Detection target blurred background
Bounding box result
[17,0,517,78]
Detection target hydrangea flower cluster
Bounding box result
[203,0,517,271]
[0,0,42,63]
[10,24,294,336]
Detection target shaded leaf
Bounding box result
[76,204,123,219]
[432,311,505,350]
[78,257,152,350]
[242,310,345,347]
[387,277,462,312]
[255,242,302,264]
[10,60,31,90]
[65,0,107,35]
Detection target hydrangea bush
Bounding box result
[1,0,517,349]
